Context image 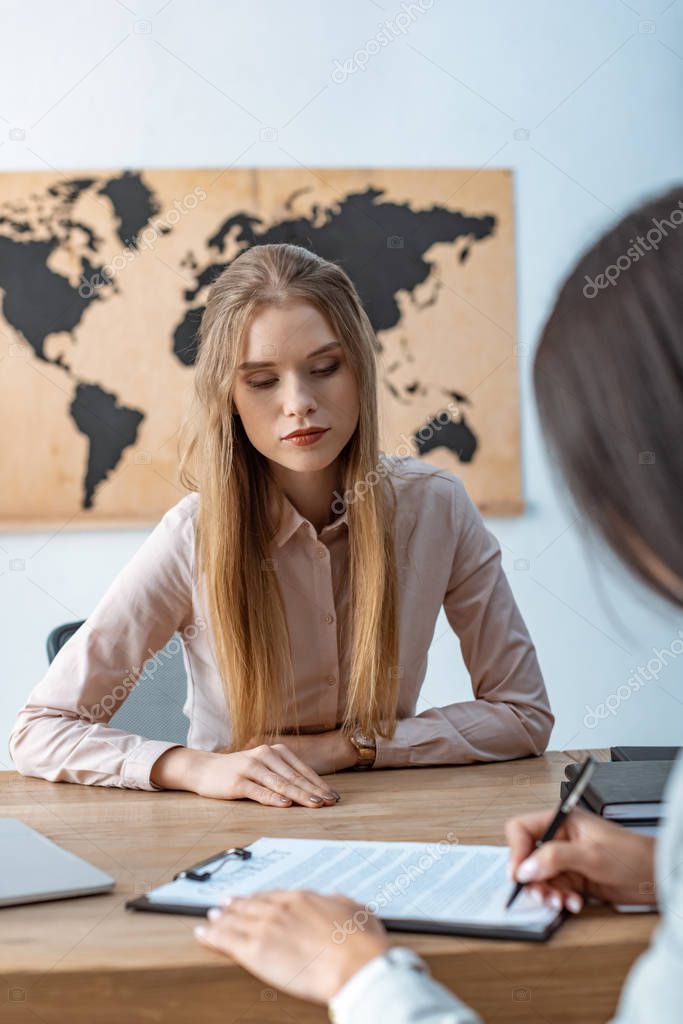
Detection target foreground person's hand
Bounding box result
[506,806,657,913]
[194,889,391,1003]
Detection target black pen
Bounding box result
[505,754,596,910]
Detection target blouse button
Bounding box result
[324,613,334,624]
[326,674,336,686]
[317,546,327,559]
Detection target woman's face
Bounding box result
[232,298,360,475]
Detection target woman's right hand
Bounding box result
[505,806,657,912]
[151,743,340,808]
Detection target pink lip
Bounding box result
[282,428,329,447]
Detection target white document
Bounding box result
[146,836,558,935]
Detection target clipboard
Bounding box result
[125,836,566,940]
[125,846,253,917]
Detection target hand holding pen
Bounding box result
[505,756,597,911]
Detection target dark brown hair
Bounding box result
[533,185,683,608]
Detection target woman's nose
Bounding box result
[282,377,316,416]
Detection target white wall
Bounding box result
[2,0,683,765]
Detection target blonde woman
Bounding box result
[9,243,553,807]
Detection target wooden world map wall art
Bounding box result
[0,167,522,528]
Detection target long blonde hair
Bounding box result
[178,243,405,752]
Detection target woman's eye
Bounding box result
[314,360,340,376]
[247,361,340,390]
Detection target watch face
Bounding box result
[385,947,428,972]
[355,731,376,750]
[350,727,375,768]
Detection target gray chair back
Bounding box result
[46,621,189,746]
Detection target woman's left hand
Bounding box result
[229,729,358,775]
[194,889,391,1003]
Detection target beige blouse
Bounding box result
[8,456,554,790]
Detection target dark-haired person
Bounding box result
[194,190,683,1022]
[9,243,552,806]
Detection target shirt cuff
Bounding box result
[373,716,439,769]
[328,950,419,1020]
[373,730,406,769]
[121,740,183,790]
[328,948,481,1024]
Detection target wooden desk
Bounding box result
[0,750,656,1024]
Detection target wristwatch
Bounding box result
[349,726,376,769]
[380,946,430,974]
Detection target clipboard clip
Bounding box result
[174,846,252,882]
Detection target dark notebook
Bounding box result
[564,760,673,821]
[611,746,681,762]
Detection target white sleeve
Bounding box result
[328,948,483,1024]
